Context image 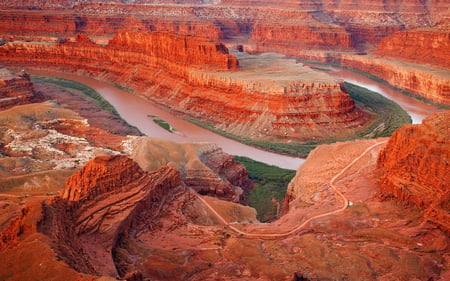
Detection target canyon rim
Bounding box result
[0,1,449,281]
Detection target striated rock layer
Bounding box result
[377,111,450,232]
[337,54,450,106]
[0,66,35,110]
[375,24,450,70]
[63,155,146,201]
[42,156,183,277]
[0,30,367,141]
[127,137,252,202]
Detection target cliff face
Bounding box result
[40,156,183,277]
[0,10,223,42]
[108,30,238,71]
[63,155,145,201]
[128,137,253,202]
[375,26,450,70]
[0,30,367,141]
[0,66,35,110]
[251,22,353,53]
[337,54,450,106]
[377,111,450,232]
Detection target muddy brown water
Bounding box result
[31,70,305,169]
[319,66,445,124]
[31,67,443,169]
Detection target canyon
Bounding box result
[0,0,449,105]
[1,108,448,280]
[0,65,448,280]
[0,0,449,280]
[0,30,368,142]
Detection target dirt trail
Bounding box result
[194,140,388,239]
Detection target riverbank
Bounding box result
[28,69,305,169]
[186,82,411,158]
[30,72,410,159]
[299,59,450,109]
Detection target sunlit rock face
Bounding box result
[0,30,368,141]
[377,111,450,232]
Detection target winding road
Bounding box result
[194,140,388,239]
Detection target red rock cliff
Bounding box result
[377,111,450,232]
[0,30,367,142]
[108,30,238,71]
[375,25,450,70]
[337,54,450,106]
[0,66,35,110]
[63,155,145,201]
[0,10,223,43]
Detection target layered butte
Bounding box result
[0,30,366,141]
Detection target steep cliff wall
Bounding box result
[337,54,450,106]
[0,11,223,42]
[0,66,35,110]
[375,26,450,70]
[377,111,450,232]
[251,22,353,52]
[0,30,367,141]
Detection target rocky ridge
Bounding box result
[377,111,450,232]
[127,137,252,202]
[0,66,139,195]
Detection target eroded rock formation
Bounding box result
[1,116,449,281]
[0,66,35,110]
[375,24,450,70]
[377,111,450,232]
[0,30,367,141]
[0,67,138,194]
[127,137,252,202]
[41,156,183,277]
[336,54,450,106]
[63,155,145,201]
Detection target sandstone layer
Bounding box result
[0,30,368,141]
[377,111,450,232]
[375,24,450,70]
[0,67,139,196]
[0,66,35,110]
[1,123,449,280]
[337,54,450,106]
[1,0,449,106]
[127,137,252,202]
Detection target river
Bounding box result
[30,67,443,170]
[31,70,305,170]
[315,66,445,124]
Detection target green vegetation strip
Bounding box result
[234,156,296,222]
[310,66,332,72]
[185,117,319,158]
[186,82,410,158]
[153,119,172,132]
[31,75,118,114]
[297,59,450,109]
[147,115,175,132]
[31,75,142,133]
[345,82,412,138]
